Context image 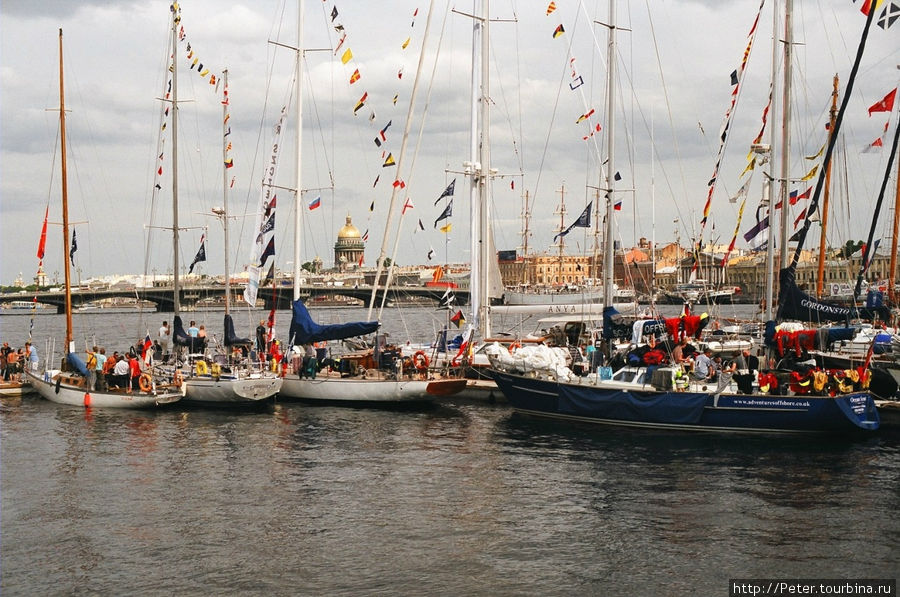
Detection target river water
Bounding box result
[2,307,898,596]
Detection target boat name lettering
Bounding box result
[798,298,850,316]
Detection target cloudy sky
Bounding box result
[1,0,897,286]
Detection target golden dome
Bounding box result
[337,214,361,239]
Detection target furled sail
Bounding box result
[288,299,379,346]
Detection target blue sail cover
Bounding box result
[172,315,193,347]
[67,352,90,376]
[777,267,891,322]
[288,298,379,346]
[777,267,852,323]
[223,314,252,346]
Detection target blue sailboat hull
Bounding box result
[491,371,880,434]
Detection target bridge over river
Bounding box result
[1,284,469,314]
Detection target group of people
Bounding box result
[668,337,761,393]
[85,345,145,392]
[1,342,38,382]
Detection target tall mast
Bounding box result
[222,69,231,313]
[816,74,839,298]
[763,0,781,321]
[519,189,530,285]
[602,0,617,311]
[293,0,305,300]
[890,132,900,305]
[58,29,73,349]
[555,185,566,279]
[777,0,793,270]
[467,1,481,328]
[478,0,492,337]
[171,11,181,315]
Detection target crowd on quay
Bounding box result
[1,341,39,382]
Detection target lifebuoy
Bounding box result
[508,341,522,354]
[413,350,430,371]
[210,363,221,379]
[173,369,183,388]
[195,360,209,376]
[139,373,153,393]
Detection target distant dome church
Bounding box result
[334,214,364,271]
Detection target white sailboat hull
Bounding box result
[182,373,282,404]
[25,368,181,409]
[279,373,465,404]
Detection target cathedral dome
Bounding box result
[337,214,360,239]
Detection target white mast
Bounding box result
[778,0,792,271]
[763,0,781,320]
[477,0,492,338]
[293,0,305,300]
[468,0,482,333]
[602,0,617,311]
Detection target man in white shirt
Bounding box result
[158,321,170,362]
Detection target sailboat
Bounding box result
[268,0,465,404]
[156,6,281,406]
[26,30,182,409]
[487,1,881,434]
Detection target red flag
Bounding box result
[793,208,807,229]
[36,205,49,260]
[402,198,414,214]
[868,88,896,116]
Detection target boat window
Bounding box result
[614,370,636,383]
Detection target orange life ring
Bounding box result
[508,341,522,354]
[139,373,153,393]
[173,369,182,388]
[413,350,430,371]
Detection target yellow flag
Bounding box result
[805,143,825,160]
[440,223,452,233]
[341,48,353,64]
[801,164,818,181]
[383,153,396,167]
[740,159,755,177]
[199,68,209,77]
[402,37,410,49]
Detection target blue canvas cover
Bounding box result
[223,314,252,346]
[288,298,379,345]
[557,385,708,424]
[66,352,90,376]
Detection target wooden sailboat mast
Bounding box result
[58,29,73,349]
[816,74,839,298]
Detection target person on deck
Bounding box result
[693,347,716,382]
[128,353,141,392]
[86,347,98,391]
[113,354,129,389]
[24,342,38,372]
[95,348,107,391]
[256,320,267,353]
[733,348,759,394]
[158,321,170,363]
